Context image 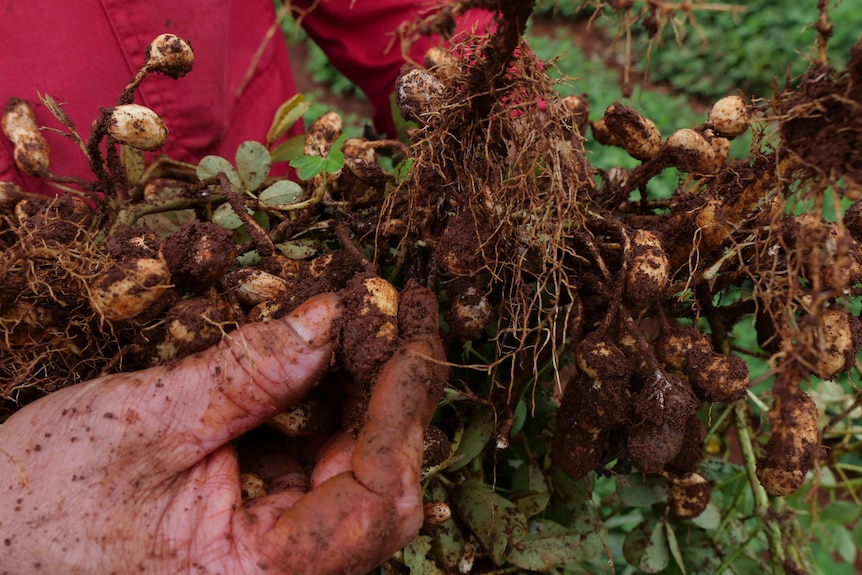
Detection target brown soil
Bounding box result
[162,221,235,294]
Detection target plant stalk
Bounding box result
[733,401,786,574]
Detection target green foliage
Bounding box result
[288,133,347,180]
[197,140,306,235]
[530,1,862,102]
[613,0,862,100]
[533,0,591,20]
[305,39,365,100]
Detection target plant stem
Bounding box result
[733,401,785,574]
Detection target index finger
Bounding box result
[234,284,447,574]
[237,343,444,574]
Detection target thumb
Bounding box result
[64,293,343,472]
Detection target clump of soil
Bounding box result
[163,221,235,294]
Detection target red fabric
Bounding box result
[0,1,492,196]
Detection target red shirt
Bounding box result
[0,1,491,195]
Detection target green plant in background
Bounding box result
[532,0,862,102]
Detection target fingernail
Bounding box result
[284,293,343,349]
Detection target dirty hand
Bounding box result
[0,292,445,574]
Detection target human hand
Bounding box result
[0,290,445,574]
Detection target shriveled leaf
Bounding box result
[235,141,271,192]
[447,407,495,472]
[454,478,527,565]
[39,93,74,127]
[665,521,687,575]
[270,134,306,163]
[617,473,668,508]
[212,201,250,230]
[121,144,145,185]
[403,535,445,575]
[138,212,194,239]
[508,521,604,571]
[289,155,327,181]
[623,517,670,573]
[276,239,319,260]
[266,94,311,145]
[259,180,304,207]
[197,155,241,189]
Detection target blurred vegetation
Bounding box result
[533,0,862,101]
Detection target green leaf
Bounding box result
[289,155,328,181]
[617,474,668,508]
[568,501,601,535]
[270,134,306,164]
[394,157,415,185]
[551,467,592,502]
[819,501,862,526]
[197,155,241,189]
[259,180,304,207]
[236,250,260,267]
[690,502,721,530]
[447,407,495,472]
[390,91,418,141]
[623,517,670,573]
[510,398,527,437]
[252,209,269,230]
[506,521,602,571]
[266,94,311,145]
[403,535,445,575]
[120,144,145,185]
[835,525,857,565]
[212,201,249,230]
[454,478,527,565]
[520,519,570,541]
[514,492,550,519]
[512,459,547,495]
[324,153,344,173]
[235,141,271,192]
[430,519,469,573]
[323,133,347,173]
[665,521,687,575]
